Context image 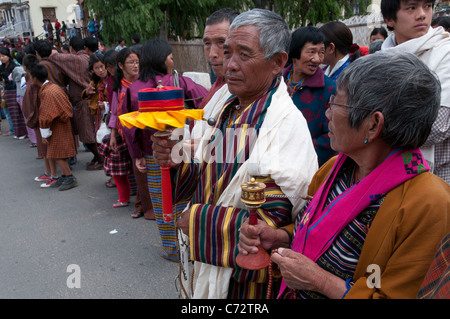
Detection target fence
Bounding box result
[170,40,209,74]
[0,20,33,39]
[341,11,389,47]
[168,12,388,75]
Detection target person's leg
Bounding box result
[112,175,130,207]
[85,143,104,170]
[4,108,14,135]
[56,158,71,176]
[40,158,59,188]
[34,157,52,182]
[55,158,78,191]
[48,158,58,177]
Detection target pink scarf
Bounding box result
[278,148,429,298]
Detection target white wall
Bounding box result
[28,0,79,36]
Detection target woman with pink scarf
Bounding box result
[237,51,450,299]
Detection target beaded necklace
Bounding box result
[286,68,307,97]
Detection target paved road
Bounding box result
[0,127,179,299]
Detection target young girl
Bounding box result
[99,48,154,214]
[82,53,109,170]
[122,39,207,261]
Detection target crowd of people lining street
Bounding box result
[0,0,449,300]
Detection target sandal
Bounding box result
[105,178,116,188]
[113,200,129,208]
[29,143,37,148]
[131,211,144,218]
[86,161,103,170]
[144,209,155,220]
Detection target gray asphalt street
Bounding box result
[0,125,179,299]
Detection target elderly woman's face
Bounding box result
[223,25,279,106]
[325,89,366,154]
[292,42,325,79]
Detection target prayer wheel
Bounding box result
[236,178,271,270]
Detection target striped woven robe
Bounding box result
[38,82,76,159]
[49,51,96,144]
[22,80,47,158]
[175,78,318,299]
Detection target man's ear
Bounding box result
[270,51,288,77]
[384,17,395,30]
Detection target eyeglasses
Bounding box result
[125,61,139,66]
[328,95,372,111]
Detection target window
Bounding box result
[42,7,56,22]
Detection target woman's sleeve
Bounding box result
[180,76,208,109]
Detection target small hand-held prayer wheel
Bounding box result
[118,80,204,223]
[236,178,271,270]
[152,81,174,223]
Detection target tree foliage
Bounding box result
[85,0,371,45]
[85,0,252,46]
[272,0,371,28]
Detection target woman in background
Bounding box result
[122,38,207,261]
[0,47,27,139]
[319,21,362,82]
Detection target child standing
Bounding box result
[81,53,109,170]
[98,48,154,217]
[30,64,77,191]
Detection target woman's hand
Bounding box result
[272,248,346,298]
[238,219,288,255]
[85,84,96,95]
[110,133,118,152]
[135,157,147,173]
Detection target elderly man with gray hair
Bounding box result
[152,9,318,299]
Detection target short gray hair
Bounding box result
[229,9,290,61]
[369,39,384,54]
[337,51,441,150]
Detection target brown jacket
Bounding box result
[307,156,450,299]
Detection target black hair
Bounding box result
[288,26,325,61]
[23,43,35,55]
[69,36,84,52]
[132,34,140,43]
[113,47,139,91]
[432,16,450,31]
[30,63,48,83]
[370,27,388,39]
[34,39,53,58]
[319,21,361,62]
[84,35,99,52]
[0,46,11,59]
[22,54,40,70]
[103,49,118,67]
[139,38,172,82]
[0,47,14,72]
[206,8,240,26]
[88,53,105,83]
[381,0,435,31]
[15,51,25,65]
